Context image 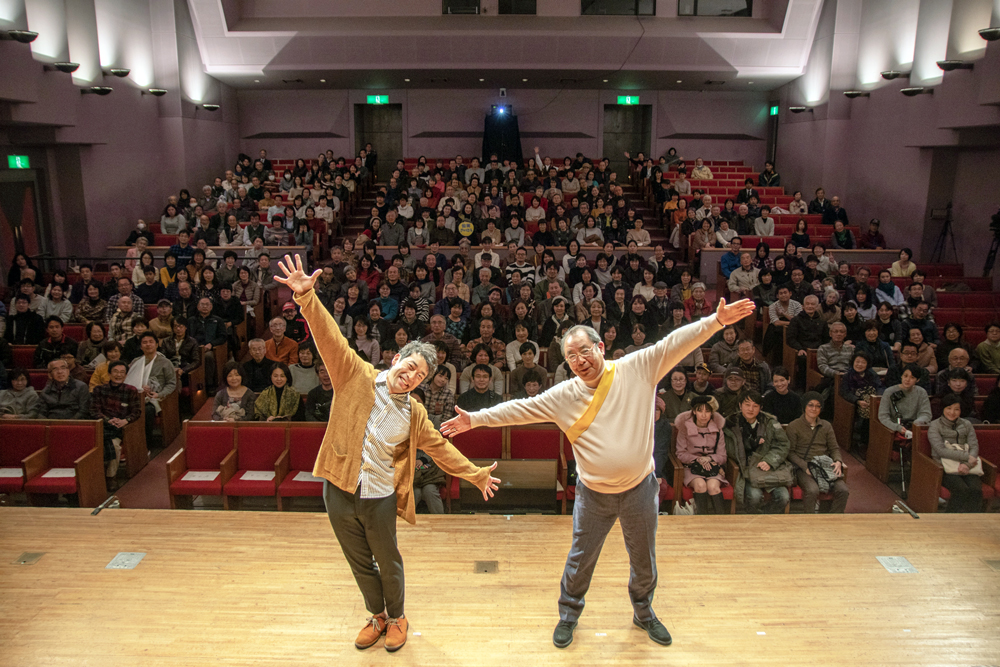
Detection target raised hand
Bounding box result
[715,297,756,326]
[441,406,472,438]
[275,254,321,296]
[482,461,501,501]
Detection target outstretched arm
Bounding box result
[441,387,562,438]
[277,254,364,390]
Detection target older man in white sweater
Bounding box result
[443,297,754,649]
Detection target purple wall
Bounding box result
[237,87,769,167]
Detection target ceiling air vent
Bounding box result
[703,80,726,85]
[428,78,450,83]
[559,78,577,84]
[282,79,304,84]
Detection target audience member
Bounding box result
[126,331,177,446]
[725,389,791,514]
[975,323,1000,374]
[161,316,201,385]
[424,366,457,428]
[0,368,40,419]
[254,363,300,421]
[716,368,746,419]
[456,364,502,412]
[242,339,274,393]
[289,344,320,394]
[304,362,334,422]
[39,358,90,419]
[660,368,693,422]
[674,395,729,515]
[928,394,984,513]
[90,359,143,481]
[212,361,257,422]
[33,317,79,369]
[785,392,849,513]
[839,352,883,456]
[734,338,772,393]
[5,295,45,345]
[878,364,932,444]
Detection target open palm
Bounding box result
[716,297,756,326]
[275,254,320,296]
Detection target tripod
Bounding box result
[983,209,1000,277]
[929,203,957,264]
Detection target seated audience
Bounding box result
[424,366,457,428]
[34,317,79,369]
[937,367,979,422]
[289,344,320,394]
[212,361,257,422]
[513,369,545,400]
[690,362,716,397]
[878,364,932,442]
[5,295,45,345]
[733,338,772,394]
[935,324,973,371]
[709,326,740,373]
[265,316,300,366]
[674,395,729,515]
[889,248,916,277]
[74,284,108,325]
[786,392,849,513]
[976,323,1000,375]
[762,367,802,424]
[89,341,123,391]
[928,394,984,513]
[189,297,228,387]
[39,358,91,419]
[90,360,142,482]
[716,367,746,419]
[724,389,791,514]
[254,363,300,421]
[42,284,73,323]
[161,316,201,385]
[854,321,896,373]
[349,317,380,363]
[839,352,883,456]
[121,318,149,364]
[242,338,274,393]
[76,322,107,368]
[305,362,334,422]
[660,368,693,422]
[412,448,447,514]
[0,368,40,419]
[980,376,1000,424]
[456,364,502,412]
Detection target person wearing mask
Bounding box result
[927,394,984,513]
[785,392,849,513]
[724,389,792,514]
[674,394,729,515]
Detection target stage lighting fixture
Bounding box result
[45,62,80,73]
[843,90,870,99]
[81,86,113,96]
[497,106,505,114]
[201,104,220,111]
[900,87,933,97]
[936,60,973,72]
[979,27,1000,41]
[788,106,812,114]
[108,68,131,78]
[4,30,39,43]
[143,89,168,96]
[880,70,910,80]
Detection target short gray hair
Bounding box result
[561,325,601,356]
[398,341,438,377]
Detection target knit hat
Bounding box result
[801,391,824,409]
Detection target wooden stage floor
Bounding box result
[1,509,999,666]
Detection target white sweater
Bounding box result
[470,315,722,493]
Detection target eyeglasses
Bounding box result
[565,344,600,365]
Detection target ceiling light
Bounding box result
[900,87,933,97]
[880,70,910,80]
[479,78,485,82]
[603,79,609,83]
[748,81,754,85]
[200,103,220,111]
[788,106,813,113]
[404,78,410,82]
[80,86,113,96]
[522,78,528,82]
[4,30,39,43]
[979,27,1000,41]
[45,62,80,73]
[936,60,974,72]
[319,79,326,83]
[843,90,870,99]
[108,68,130,78]
[143,88,168,96]
[254,79,260,83]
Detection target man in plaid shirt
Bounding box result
[90,360,143,483]
[424,366,456,429]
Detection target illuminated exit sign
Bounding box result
[7,155,30,169]
[617,95,640,105]
[770,105,779,116]
[366,95,388,105]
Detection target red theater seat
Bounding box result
[222,426,288,508]
[276,425,325,509]
[166,423,236,508]
[448,429,503,501]
[12,345,34,368]
[0,422,47,494]
[908,424,998,513]
[23,421,106,507]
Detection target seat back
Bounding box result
[48,423,99,467]
[27,371,48,390]
[912,426,932,457]
[0,423,47,465]
[185,424,236,468]
[289,425,324,470]
[975,375,996,396]
[508,425,563,459]
[452,428,503,459]
[12,345,34,368]
[974,426,1000,466]
[236,426,287,469]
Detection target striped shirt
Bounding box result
[358,370,412,498]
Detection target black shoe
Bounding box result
[552,620,577,648]
[633,617,672,646]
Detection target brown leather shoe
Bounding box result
[355,614,387,650]
[384,615,408,652]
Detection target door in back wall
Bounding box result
[603,104,651,179]
[355,104,403,181]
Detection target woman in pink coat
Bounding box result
[674,394,729,514]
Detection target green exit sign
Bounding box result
[7,155,30,169]
[770,105,779,116]
[366,95,388,105]
[617,95,640,105]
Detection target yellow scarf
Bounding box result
[565,363,616,444]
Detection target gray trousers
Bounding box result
[323,481,405,618]
[560,472,659,624]
[412,483,445,514]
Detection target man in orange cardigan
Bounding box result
[276,255,500,654]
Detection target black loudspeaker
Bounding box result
[482,107,523,166]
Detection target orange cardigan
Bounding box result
[294,289,491,524]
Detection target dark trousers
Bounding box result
[144,404,157,449]
[323,481,405,618]
[102,423,123,463]
[941,473,983,513]
[794,468,849,513]
[560,473,659,624]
